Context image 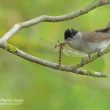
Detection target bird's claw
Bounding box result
[80,58,85,66]
[97,51,102,56]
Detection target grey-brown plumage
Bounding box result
[82,32,110,42]
[64,29,110,55]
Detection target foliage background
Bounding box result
[0,0,110,110]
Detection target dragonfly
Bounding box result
[55,40,88,66]
[38,39,88,66]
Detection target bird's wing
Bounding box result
[83,32,110,42]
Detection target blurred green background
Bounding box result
[0,0,110,110]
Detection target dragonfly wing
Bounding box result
[39,39,88,57]
[62,45,88,57]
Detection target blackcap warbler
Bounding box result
[64,29,110,57]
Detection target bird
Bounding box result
[64,28,110,58]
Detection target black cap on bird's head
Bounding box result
[64,29,78,40]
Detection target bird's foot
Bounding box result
[80,54,92,66]
[97,51,102,57]
[80,58,85,66]
[88,54,92,59]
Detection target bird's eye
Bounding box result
[67,38,72,41]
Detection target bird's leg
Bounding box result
[97,49,102,56]
[80,53,91,66]
[80,58,85,66]
[88,53,92,59]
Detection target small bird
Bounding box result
[64,29,110,57]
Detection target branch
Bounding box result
[1,0,110,42]
[0,43,107,77]
[71,47,110,71]
[0,0,110,77]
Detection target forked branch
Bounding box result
[0,0,110,77]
